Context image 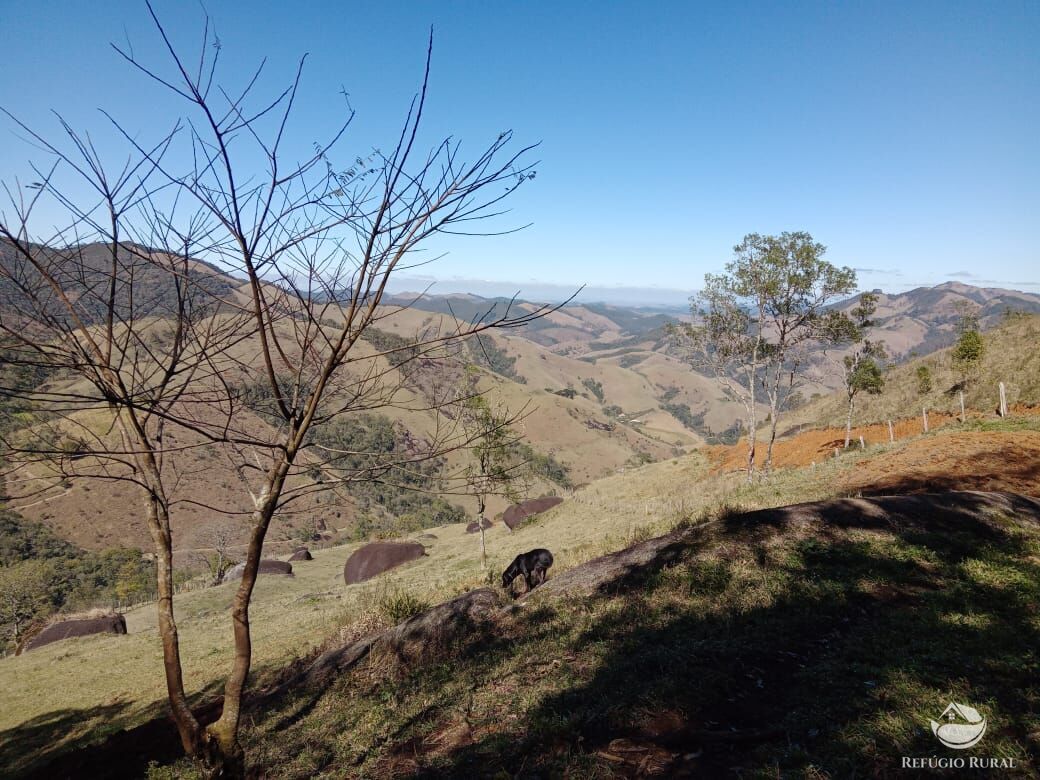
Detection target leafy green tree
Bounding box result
[820,293,887,447]
[581,378,605,403]
[952,309,985,385]
[916,365,933,395]
[672,232,856,479]
[0,559,58,648]
[460,390,530,568]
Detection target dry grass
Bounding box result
[0,442,851,749]
[787,313,1040,431]
[3,418,1036,774]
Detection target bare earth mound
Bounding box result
[844,431,1040,496]
[711,428,1035,495]
[21,613,127,653]
[343,541,426,584]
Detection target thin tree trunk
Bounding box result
[745,346,759,483]
[745,406,757,483]
[763,358,785,475]
[204,457,293,773]
[477,495,488,568]
[116,406,201,756]
[844,395,854,449]
[150,498,201,755]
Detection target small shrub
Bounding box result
[378,589,430,623]
[627,524,656,545]
[581,377,605,403]
[915,365,933,395]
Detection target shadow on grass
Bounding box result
[16,493,1040,778]
[855,453,1040,497]
[5,666,272,779]
[399,493,1040,777]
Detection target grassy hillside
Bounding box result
[5,300,729,554]
[784,313,1040,434]
[226,490,1040,778]
[3,417,1039,776]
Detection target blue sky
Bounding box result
[1,1,1037,303]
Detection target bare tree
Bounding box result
[0,177,251,757]
[1,5,571,774]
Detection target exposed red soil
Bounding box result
[709,408,1040,498]
[842,431,1040,497]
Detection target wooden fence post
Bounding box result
[998,382,1008,417]
[888,420,894,443]
[834,448,839,458]
[959,391,966,423]
[922,407,929,433]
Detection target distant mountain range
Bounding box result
[4,238,1040,552]
[831,281,1040,359]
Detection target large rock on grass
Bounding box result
[288,548,313,561]
[222,559,294,583]
[344,541,425,584]
[502,496,563,530]
[21,613,127,653]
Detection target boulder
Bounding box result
[465,518,493,534]
[222,559,294,583]
[502,496,564,530]
[22,613,127,653]
[344,541,425,585]
[289,548,313,562]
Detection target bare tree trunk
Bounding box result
[477,496,487,569]
[745,406,757,483]
[150,496,201,755]
[844,395,854,449]
[745,340,759,482]
[204,457,292,773]
[763,359,785,475]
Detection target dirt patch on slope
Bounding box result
[844,431,1040,496]
[709,416,1040,498]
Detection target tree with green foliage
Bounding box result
[820,292,888,447]
[916,365,933,395]
[952,308,985,385]
[672,232,856,479]
[0,559,57,648]
[459,389,530,568]
[581,377,605,403]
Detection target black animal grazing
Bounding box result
[502,548,554,594]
